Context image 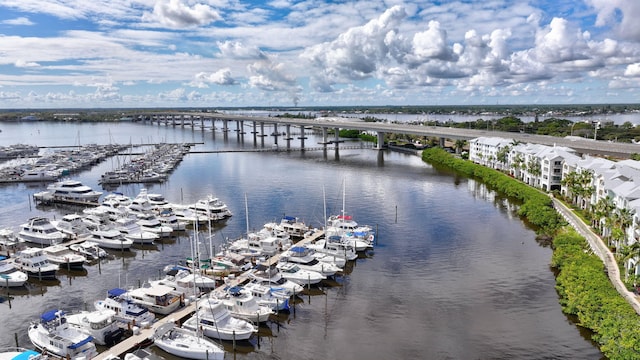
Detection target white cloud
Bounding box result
[217,41,266,60]
[190,68,237,87]
[1,17,34,26]
[143,0,221,28]
[588,0,640,41]
[15,59,40,68]
[625,63,640,76]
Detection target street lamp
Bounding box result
[570,122,577,136]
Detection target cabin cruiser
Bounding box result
[242,282,290,312]
[28,309,98,360]
[94,288,155,328]
[275,262,325,286]
[248,264,304,296]
[153,322,225,360]
[66,309,124,346]
[135,213,173,238]
[87,228,133,250]
[0,228,25,257]
[113,217,158,244]
[182,298,257,341]
[42,244,86,269]
[157,208,187,231]
[52,213,91,239]
[36,179,103,203]
[13,247,59,279]
[125,283,183,315]
[307,235,358,262]
[279,246,342,277]
[0,256,28,287]
[69,241,108,261]
[174,195,232,222]
[17,217,69,246]
[213,285,274,323]
[266,215,311,240]
[325,214,375,251]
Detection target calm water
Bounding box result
[0,121,603,359]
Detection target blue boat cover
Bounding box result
[290,246,306,253]
[228,286,242,296]
[283,216,296,221]
[12,350,41,360]
[108,288,127,297]
[41,309,64,322]
[0,255,7,261]
[68,336,94,349]
[354,231,367,237]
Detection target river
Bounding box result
[0,120,603,359]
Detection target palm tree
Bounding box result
[454,139,466,154]
[496,145,511,170]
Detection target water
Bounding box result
[0,121,603,359]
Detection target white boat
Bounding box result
[13,247,59,279]
[242,282,290,312]
[94,288,155,328]
[157,208,187,231]
[88,228,133,250]
[113,217,158,245]
[326,214,375,251]
[153,322,224,360]
[213,285,273,323]
[135,213,173,238]
[69,241,108,261]
[0,228,25,257]
[267,215,311,240]
[172,207,209,226]
[20,168,60,182]
[183,298,257,341]
[307,235,358,261]
[176,195,232,222]
[17,217,69,246]
[280,246,342,277]
[52,213,91,239]
[163,265,218,290]
[0,347,46,360]
[248,264,304,296]
[0,256,28,287]
[28,309,98,360]
[36,179,103,203]
[42,244,86,270]
[125,283,183,315]
[275,262,325,286]
[66,309,124,346]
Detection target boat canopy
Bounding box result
[283,215,296,221]
[12,350,42,360]
[41,309,64,322]
[108,288,127,297]
[337,215,353,220]
[289,246,307,254]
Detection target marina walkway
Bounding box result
[95,230,325,359]
[552,198,640,315]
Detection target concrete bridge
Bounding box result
[129,111,640,158]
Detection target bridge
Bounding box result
[128,111,640,158]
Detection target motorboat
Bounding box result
[175,195,232,222]
[69,241,108,261]
[135,213,173,238]
[307,235,358,262]
[125,283,183,315]
[275,262,325,286]
[42,244,86,270]
[28,309,98,360]
[153,322,224,360]
[157,208,187,231]
[267,215,311,240]
[113,217,158,245]
[0,228,25,257]
[242,282,290,312]
[172,207,209,226]
[0,256,28,287]
[213,285,274,323]
[94,288,155,328]
[248,264,304,296]
[52,213,91,239]
[326,214,375,251]
[36,179,103,203]
[190,252,249,277]
[182,298,257,341]
[87,228,133,250]
[13,247,59,279]
[279,246,342,277]
[66,309,124,346]
[163,265,218,291]
[17,217,69,246]
[0,347,46,360]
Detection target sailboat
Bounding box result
[153,221,225,360]
[325,180,375,252]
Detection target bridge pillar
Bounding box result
[190,117,194,128]
[321,127,329,149]
[439,137,445,147]
[299,126,306,150]
[334,127,340,149]
[222,120,229,140]
[285,124,291,150]
[252,121,258,144]
[200,117,204,130]
[376,131,385,150]
[273,124,279,146]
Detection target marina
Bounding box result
[0,120,603,359]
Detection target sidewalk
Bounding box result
[552,198,640,315]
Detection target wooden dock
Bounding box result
[94,230,325,359]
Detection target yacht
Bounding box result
[0,256,28,287]
[157,208,187,231]
[125,283,183,315]
[28,309,99,360]
[42,244,86,269]
[153,322,225,360]
[178,195,232,222]
[248,264,304,297]
[213,285,274,323]
[135,213,173,238]
[279,246,342,277]
[326,214,375,251]
[275,262,325,286]
[66,309,124,346]
[267,215,311,240]
[13,247,59,279]
[113,217,158,245]
[88,228,133,250]
[307,235,358,261]
[183,298,257,341]
[52,213,91,239]
[242,282,290,312]
[94,288,155,328]
[0,228,25,257]
[0,347,45,360]
[69,241,108,261]
[36,179,103,203]
[17,217,69,246]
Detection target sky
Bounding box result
[0,0,639,109]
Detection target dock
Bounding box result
[94,229,325,359]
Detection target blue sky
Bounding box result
[0,0,639,109]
